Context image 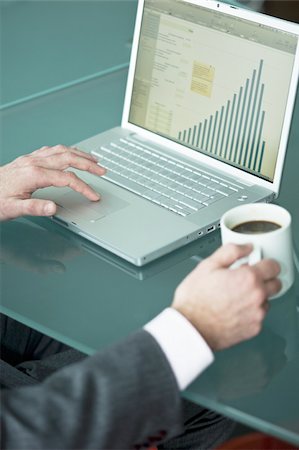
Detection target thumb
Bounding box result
[208,243,253,269]
[2,198,57,219]
[21,198,57,217]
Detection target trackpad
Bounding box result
[55,190,129,222]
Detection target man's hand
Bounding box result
[0,145,106,221]
[172,244,281,350]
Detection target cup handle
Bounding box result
[230,245,262,269]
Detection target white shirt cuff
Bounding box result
[144,307,214,390]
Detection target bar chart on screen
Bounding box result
[178,59,266,173]
[130,4,296,182]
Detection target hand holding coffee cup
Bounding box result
[221,203,294,298]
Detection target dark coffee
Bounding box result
[232,220,281,234]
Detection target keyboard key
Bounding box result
[202,197,221,206]
[200,189,212,197]
[174,195,199,211]
[216,186,232,196]
[210,192,224,201]
[104,173,147,195]
[191,192,207,203]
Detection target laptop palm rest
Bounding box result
[55,190,129,223]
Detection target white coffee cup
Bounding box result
[220,203,294,298]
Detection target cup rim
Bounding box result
[220,203,291,236]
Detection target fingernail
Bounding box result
[44,203,56,215]
[91,191,100,201]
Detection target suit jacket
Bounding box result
[0,329,183,449]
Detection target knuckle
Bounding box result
[55,144,68,152]
[35,146,50,153]
[25,199,37,214]
[64,152,74,165]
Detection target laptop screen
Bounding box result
[128,0,298,182]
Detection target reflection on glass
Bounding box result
[209,281,299,402]
[1,219,82,274]
[212,328,287,400]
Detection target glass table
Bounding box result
[1,0,299,446]
[1,0,137,108]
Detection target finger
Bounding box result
[253,258,281,281]
[29,152,106,175]
[30,145,98,162]
[32,168,101,201]
[264,278,282,298]
[30,146,51,155]
[2,198,57,220]
[206,243,253,269]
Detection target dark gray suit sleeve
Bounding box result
[1,329,183,449]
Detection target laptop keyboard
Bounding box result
[91,138,243,217]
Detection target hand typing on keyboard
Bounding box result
[0,145,106,221]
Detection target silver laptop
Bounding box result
[26,216,221,280]
[37,0,299,266]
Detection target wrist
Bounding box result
[171,301,217,351]
[171,290,197,332]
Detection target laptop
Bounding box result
[18,216,221,281]
[24,216,221,280]
[36,0,299,266]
